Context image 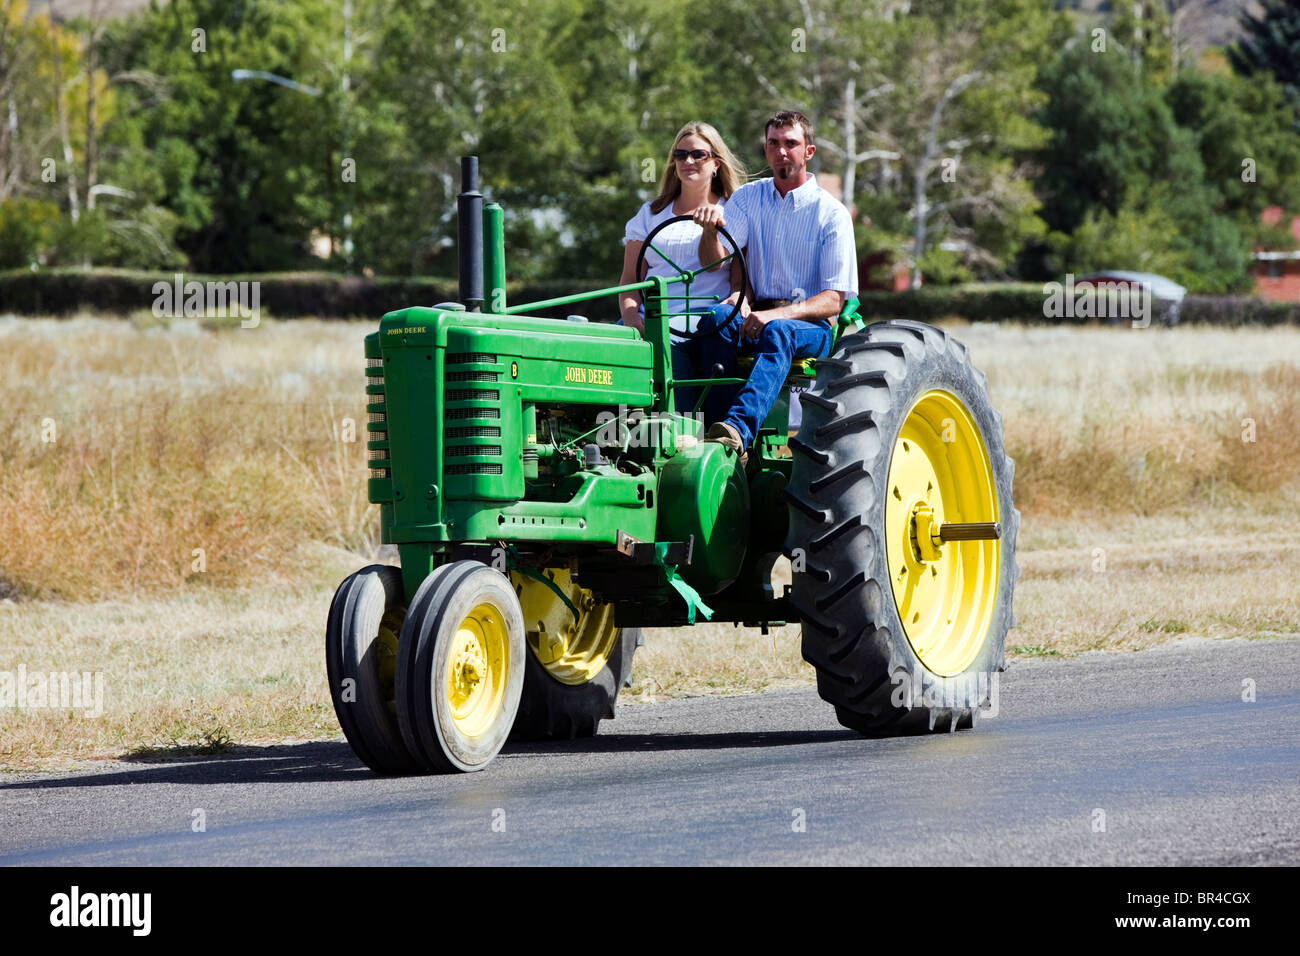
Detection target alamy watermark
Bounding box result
[595,404,704,448]
[890,664,999,718]
[50,886,150,936]
[0,664,104,718]
[152,273,261,328]
[1042,273,1150,328]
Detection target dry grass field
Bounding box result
[1,314,1297,768]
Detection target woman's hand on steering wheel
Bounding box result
[692,204,727,232]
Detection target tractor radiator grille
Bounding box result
[446,388,500,402]
[366,356,389,479]
[443,352,504,476]
[445,462,503,476]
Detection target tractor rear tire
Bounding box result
[508,568,639,740]
[512,628,640,740]
[325,565,421,774]
[783,320,1019,736]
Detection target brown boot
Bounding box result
[705,421,748,466]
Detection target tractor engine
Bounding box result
[364,306,750,625]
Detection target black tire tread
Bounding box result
[510,627,640,741]
[784,320,1021,737]
[325,565,421,775]
[395,561,525,773]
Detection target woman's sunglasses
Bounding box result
[671,149,714,161]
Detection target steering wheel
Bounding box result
[633,213,748,340]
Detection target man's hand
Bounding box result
[740,309,774,341]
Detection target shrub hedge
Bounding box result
[0,269,618,320]
[1,270,1297,325]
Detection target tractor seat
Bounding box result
[734,352,818,386]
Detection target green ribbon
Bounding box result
[655,543,714,624]
[505,543,712,626]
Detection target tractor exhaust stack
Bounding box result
[458,156,484,312]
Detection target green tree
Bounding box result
[1110,1,1176,84]
[106,0,341,272]
[1166,68,1300,242]
[873,0,1059,284]
[1037,41,1186,236]
[539,0,723,279]
[1229,0,1300,119]
[706,0,1061,285]
[354,0,726,279]
[1062,194,1186,277]
[692,0,897,205]
[0,0,62,265]
[1038,35,1298,291]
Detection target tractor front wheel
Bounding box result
[783,320,1019,735]
[326,565,420,774]
[395,561,526,772]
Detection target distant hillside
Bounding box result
[27,0,155,22]
[1059,0,1255,51]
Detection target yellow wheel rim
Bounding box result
[884,390,1000,676]
[444,603,510,737]
[511,569,619,685]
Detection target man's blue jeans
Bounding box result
[674,303,833,448]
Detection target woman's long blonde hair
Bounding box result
[649,122,747,214]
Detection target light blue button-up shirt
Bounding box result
[723,174,859,305]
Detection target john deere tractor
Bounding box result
[326,158,1019,773]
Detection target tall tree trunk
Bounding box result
[49,3,80,223]
[911,163,926,289]
[51,49,79,221]
[911,71,981,290]
[1,98,16,203]
[841,75,856,208]
[84,1,100,212]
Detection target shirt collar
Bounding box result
[767,173,819,208]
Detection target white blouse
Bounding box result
[623,197,734,333]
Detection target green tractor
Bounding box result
[326,158,1019,773]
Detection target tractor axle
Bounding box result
[938,522,1002,541]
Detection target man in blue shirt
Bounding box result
[692,110,858,461]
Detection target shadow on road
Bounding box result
[0,741,369,789]
[503,728,860,758]
[1,728,865,789]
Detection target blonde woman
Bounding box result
[619,122,747,413]
[619,122,747,337]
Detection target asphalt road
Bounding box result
[2,636,1297,866]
